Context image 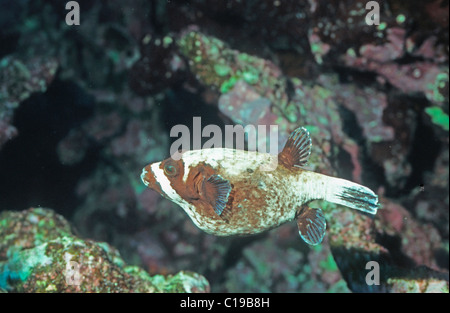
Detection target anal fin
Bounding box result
[297,206,326,246]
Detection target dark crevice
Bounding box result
[150,0,167,35]
[335,65,379,87]
[0,33,19,58]
[337,104,386,190]
[395,53,427,65]
[205,233,267,289]
[161,87,228,152]
[401,110,442,194]
[435,248,450,270]
[375,233,417,268]
[335,145,354,182]
[338,94,442,198]
[0,79,97,218]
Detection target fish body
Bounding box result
[141,127,379,245]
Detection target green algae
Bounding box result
[213,63,231,77]
[220,76,238,93]
[425,106,449,131]
[377,22,387,31]
[396,14,406,24]
[242,70,259,85]
[162,36,173,48]
[176,30,288,111]
[0,243,53,290]
[319,253,338,272]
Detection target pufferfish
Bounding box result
[141,127,379,245]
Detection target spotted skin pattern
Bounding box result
[141,127,379,244]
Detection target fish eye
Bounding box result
[164,163,178,177]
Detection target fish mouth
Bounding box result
[141,163,162,194]
[140,167,150,186]
[142,162,176,202]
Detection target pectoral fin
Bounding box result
[297,206,326,245]
[203,174,232,216]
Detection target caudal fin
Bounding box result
[325,178,379,215]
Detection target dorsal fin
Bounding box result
[278,127,312,169]
[202,174,232,216]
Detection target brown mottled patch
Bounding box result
[184,162,215,200]
[278,151,295,169]
[224,176,269,232]
[181,162,232,224]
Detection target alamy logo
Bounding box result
[365,261,380,285]
[65,1,80,26]
[365,1,380,25]
[169,117,279,169]
[65,261,81,286]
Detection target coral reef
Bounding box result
[386,268,449,293]
[322,194,449,292]
[343,27,449,107]
[0,56,57,109]
[0,208,209,292]
[222,231,350,293]
[0,56,57,150]
[177,29,289,109]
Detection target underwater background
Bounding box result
[0,0,448,293]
